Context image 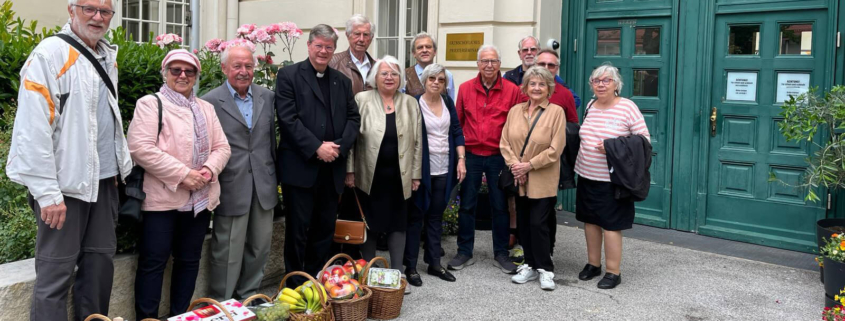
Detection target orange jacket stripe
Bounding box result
[56,47,79,79]
[24,79,55,124]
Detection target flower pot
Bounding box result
[817,218,845,283]
[823,257,845,302]
[475,193,492,231]
[826,294,838,308]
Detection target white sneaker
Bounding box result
[511,264,538,284]
[537,269,555,291]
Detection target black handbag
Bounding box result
[118,94,163,221]
[499,108,545,194]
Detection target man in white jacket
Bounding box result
[5,0,132,319]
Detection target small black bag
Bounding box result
[499,108,545,194]
[118,94,163,221]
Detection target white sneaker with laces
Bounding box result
[511,264,538,284]
[537,269,555,291]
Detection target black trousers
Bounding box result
[283,166,339,285]
[134,209,211,319]
[404,175,448,269]
[28,177,118,321]
[515,196,555,271]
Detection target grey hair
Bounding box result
[411,32,437,52]
[345,14,375,36]
[518,36,539,49]
[68,0,115,8]
[476,44,501,61]
[366,55,404,90]
[589,62,624,93]
[521,66,556,96]
[221,42,258,66]
[420,64,447,92]
[308,24,339,45]
[538,49,560,64]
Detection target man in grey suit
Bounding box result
[202,43,278,300]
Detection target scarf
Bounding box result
[160,85,211,215]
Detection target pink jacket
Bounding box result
[127,94,231,212]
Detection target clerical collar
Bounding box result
[316,71,325,78]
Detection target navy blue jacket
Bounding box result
[412,94,465,212]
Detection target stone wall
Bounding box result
[0,217,286,321]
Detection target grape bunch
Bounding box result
[253,302,290,321]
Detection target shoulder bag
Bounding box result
[499,108,545,194]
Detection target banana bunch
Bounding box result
[278,286,324,315]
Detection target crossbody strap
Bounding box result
[153,94,163,143]
[519,107,546,157]
[55,34,116,98]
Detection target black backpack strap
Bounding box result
[519,107,545,157]
[54,34,116,98]
[584,99,595,119]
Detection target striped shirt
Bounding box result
[574,98,650,182]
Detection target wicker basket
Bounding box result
[243,293,274,306]
[186,298,235,321]
[320,253,372,321]
[84,314,158,321]
[360,256,406,320]
[278,271,335,321]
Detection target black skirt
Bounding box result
[575,175,635,231]
[358,113,408,233]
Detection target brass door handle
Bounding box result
[710,107,718,137]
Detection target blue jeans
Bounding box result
[457,153,509,258]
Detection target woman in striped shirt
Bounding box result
[575,63,650,290]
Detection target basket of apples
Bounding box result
[319,254,372,321]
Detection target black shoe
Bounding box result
[405,268,423,287]
[597,273,621,289]
[427,266,456,282]
[578,264,602,281]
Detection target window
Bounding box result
[122,0,190,45]
[596,29,621,56]
[376,0,428,69]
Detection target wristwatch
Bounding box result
[458,154,466,159]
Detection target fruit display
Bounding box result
[251,302,290,321]
[319,259,367,301]
[277,285,325,315]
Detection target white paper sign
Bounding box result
[726,72,757,101]
[776,73,810,103]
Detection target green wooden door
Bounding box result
[584,17,674,228]
[699,10,829,252]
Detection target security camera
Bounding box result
[546,39,560,50]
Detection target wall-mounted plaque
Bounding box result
[726,71,758,102]
[446,33,484,61]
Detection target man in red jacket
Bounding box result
[449,45,526,274]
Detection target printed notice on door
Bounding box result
[726,72,757,101]
[776,73,810,103]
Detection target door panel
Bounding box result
[584,17,673,228]
[700,10,828,252]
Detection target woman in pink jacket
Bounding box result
[127,49,231,319]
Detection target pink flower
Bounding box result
[257,55,266,62]
[224,38,256,52]
[265,23,282,35]
[290,28,303,39]
[237,23,256,36]
[248,28,273,44]
[155,33,182,48]
[265,56,273,64]
[205,38,223,53]
[277,22,297,34]
[192,49,198,54]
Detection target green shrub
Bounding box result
[0,205,36,263]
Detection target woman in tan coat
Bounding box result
[500,66,566,291]
[346,55,423,277]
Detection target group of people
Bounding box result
[6,0,651,319]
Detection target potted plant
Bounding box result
[778,86,845,282]
[820,234,845,307]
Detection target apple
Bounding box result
[331,267,345,277]
[321,271,331,283]
[340,274,350,283]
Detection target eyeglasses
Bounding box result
[379,71,400,78]
[520,47,539,54]
[478,59,501,66]
[168,67,197,77]
[312,44,335,53]
[591,78,614,85]
[72,5,115,18]
[427,76,447,84]
[537,62,558,68]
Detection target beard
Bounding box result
[72,17,107,44]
